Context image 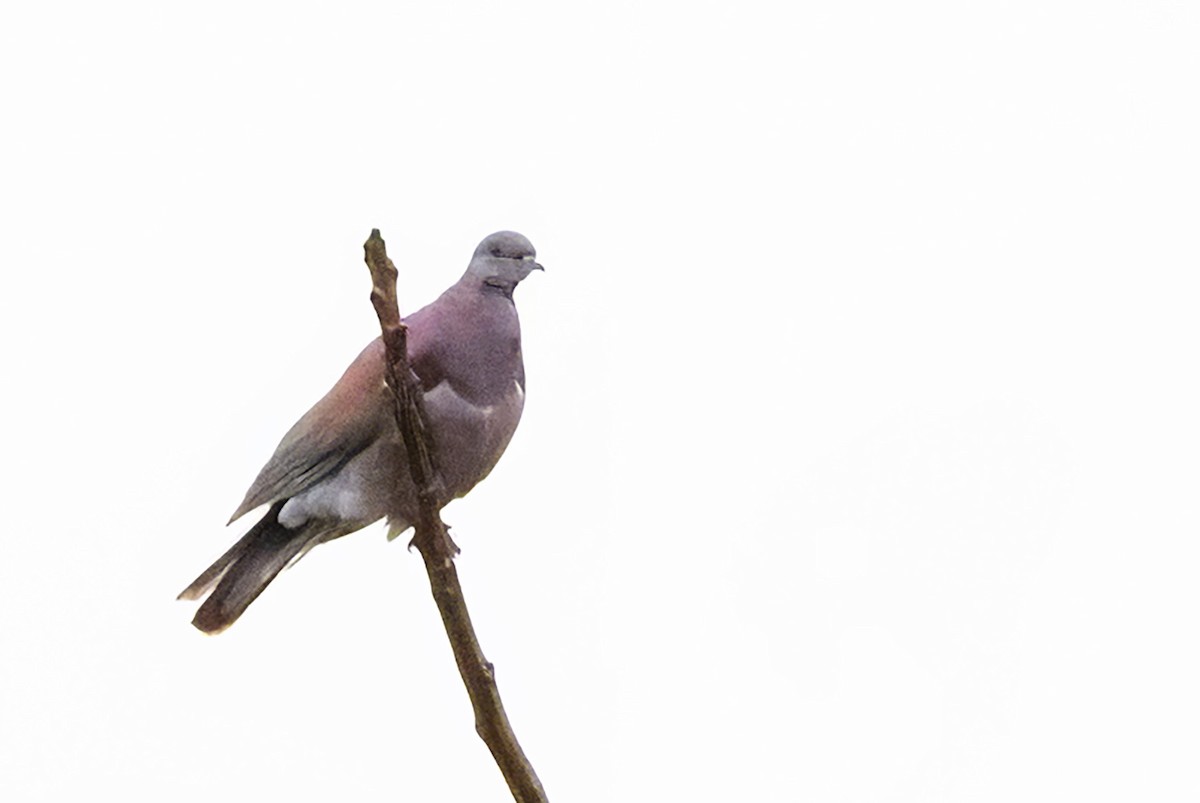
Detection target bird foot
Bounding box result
[408,523,460,558]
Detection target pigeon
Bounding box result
[179,231,543,634]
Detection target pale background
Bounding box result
[2,2,1197,801]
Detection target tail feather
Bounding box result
[182,503,319,635]
[177,502,288,602]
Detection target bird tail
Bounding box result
[178,502,319,635]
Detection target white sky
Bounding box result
[2,2,1198,800]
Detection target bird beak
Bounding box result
[522,255,544,271]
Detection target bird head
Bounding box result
[466,231,544,293]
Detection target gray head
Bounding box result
[465,231,543,292]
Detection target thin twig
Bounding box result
[363,229,548,803]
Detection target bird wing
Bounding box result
[228,338,393,523]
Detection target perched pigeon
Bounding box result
[179,231,543,634]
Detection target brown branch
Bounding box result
[362,229,548,803]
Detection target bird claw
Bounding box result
[408,523,460,557]
[443,527,461,556]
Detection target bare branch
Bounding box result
[362,229,548,803]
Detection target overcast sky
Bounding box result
[2,2,1197,801]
